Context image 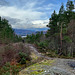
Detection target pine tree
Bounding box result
[47,10,59,35]
[66,0,74,11]
[59,4,65,15]
[65,0,74,23]
[0,16,22,43]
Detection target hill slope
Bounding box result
[19,44,75,75]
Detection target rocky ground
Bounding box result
[19,44,75,75]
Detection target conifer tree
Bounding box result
[47,10,59,35]
[65,0,74,22]
[66,0,74,11]
[0,16,22,43]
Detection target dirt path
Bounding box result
[19,43,75,75]
[25,43,54,60]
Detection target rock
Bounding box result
[42,67,73,75]
[68,61,75,69]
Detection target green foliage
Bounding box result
[26,31,43,43]
[19,52,27,64]
[45,0,75,57]
[46,0,75,37]
[19,52,27,58]
[0,62,20,75]
[20,57,26,64]
[37,41,48,53]
[0,42,31,67]
[2,72,10,75]
[47,10,59,36]
[0,16,22,44]
[38,41,48,49]
[62,28,67,34]
[66,0,74,11]
[59,3,65,15]
[63,36,72,42]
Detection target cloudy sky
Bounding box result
[0,0,74,29]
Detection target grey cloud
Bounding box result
[3,16,21,25]
[0,0,9,6]
[0,0,58,29]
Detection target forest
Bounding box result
[0,17,22,44]
[26,0,75,57]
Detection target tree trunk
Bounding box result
[60,23,63,54]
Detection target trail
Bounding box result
[20,43,75,75]
[25,43,54,60]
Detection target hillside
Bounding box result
[0,0,75,75]
[19,44,75,75]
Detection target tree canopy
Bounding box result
[0,17,22,44]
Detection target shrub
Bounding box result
[0,62,20,75]
[20,57,26,64]
[19,52,27,58]
[0,43,31,67]
[63,36,72,42]
[19,52,27,64]
[38,41,48,49]
[1,45,16,66]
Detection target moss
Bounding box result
[30,52,38,60]
[30,70,44,75]
[39,59,55,65]
[19,59,55,75]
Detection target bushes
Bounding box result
[19,52,27,59]
[20,57,26,64]
[26,31,43,43]
[18,51,31,64]
[0,62,20,75]
[19,52,27,64]
[0,43,32,74]
[37,41,48,53]
[1,45,16,66]
[38,41,48,49]
[0,43,31,67]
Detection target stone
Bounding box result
[42,67,72,75]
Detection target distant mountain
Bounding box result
[27,28,49,31]
[13,29,36,36]
[13,28,48,36]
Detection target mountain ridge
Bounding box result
[13,28,48,36]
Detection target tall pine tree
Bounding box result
[66,0,74,11]
[47,10,59,36]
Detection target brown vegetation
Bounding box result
[0,43,31,67]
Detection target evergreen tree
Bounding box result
[47,10,59,35]
[0,16,22,43]
[65,0,74,22]
[46,0,75,56]
[59,4,65,22]
[59,4,65,15]
[66,0,74,11]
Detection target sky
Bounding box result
[0,0,74,29]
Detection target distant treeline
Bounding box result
[0,17,22,44]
